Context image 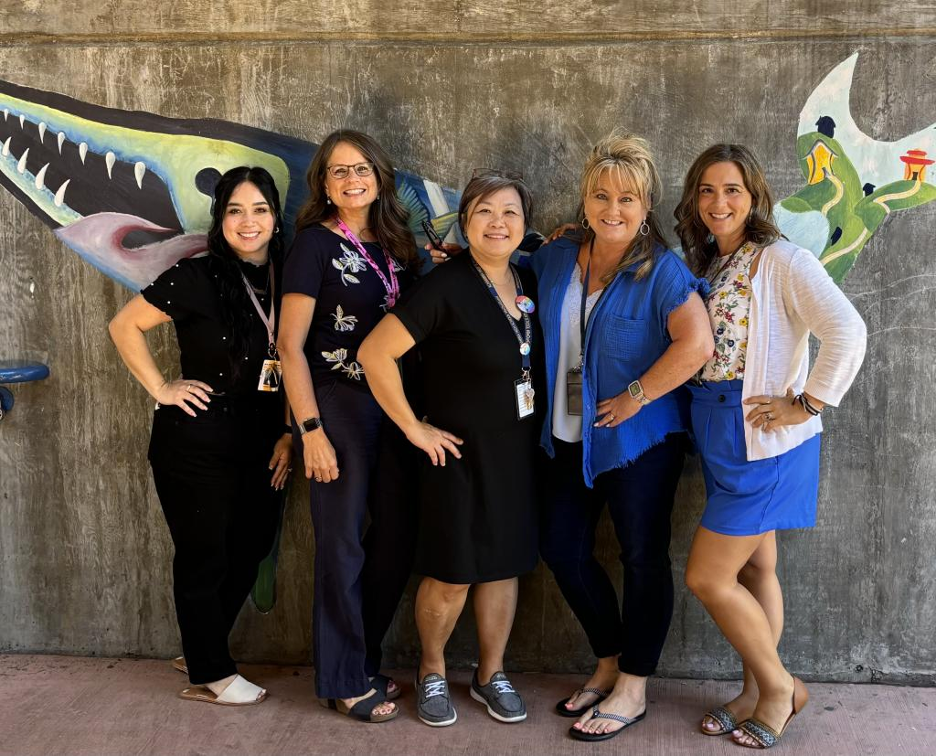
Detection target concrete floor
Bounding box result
[1,655,934,756]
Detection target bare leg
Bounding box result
[562,655,620,712]
[416,577,470,680]
[701,532,783,733]
[685,527,795,744]
[473,579,518,684]
[573,672,648,735]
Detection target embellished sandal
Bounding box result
[701,704,738,736]
[569,705,646,742]
[735,677,809,749]
[319,689,399,723]
[555,687,611,717]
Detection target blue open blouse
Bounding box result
[524,236,709,486]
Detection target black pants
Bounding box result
[539,434,686,677]
[149,398,281,686]
[301,380,417,699]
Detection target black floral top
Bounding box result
[282,224,414,391]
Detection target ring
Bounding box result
[765,412,774,421]
[315,477,322,482]
[608,413,615,421]
[186,384,193,390]
[287,467,293,473]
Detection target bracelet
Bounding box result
[795,394,821,416]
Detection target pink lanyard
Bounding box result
[241,262,277,357]
[335,218,400,307]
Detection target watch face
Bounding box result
[628,382,641,398]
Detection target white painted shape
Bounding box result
[17,148,29,174]
[1,137,10,157]
[423,180,450,216]
[57,131,65,154]
[34,163,48,190]
[18,114,24,128]
[134,161,146,189]
[38,122,46,144]
[79,142,87,164]
[54,179,70,208]
[105,151,115,179]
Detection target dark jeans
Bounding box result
[302,380,417,699]
[540,434,686,677]
[148,398,281,686]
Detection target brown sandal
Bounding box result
[735,677,809,749]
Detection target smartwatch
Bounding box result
[627,379,651,406]
[299,416,323,434]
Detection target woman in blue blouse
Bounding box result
[533,134,713,741]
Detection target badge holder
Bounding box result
[258,345,282,392]
[566,364,583,416]
[515,368,535,420]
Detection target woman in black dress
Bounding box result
[109,166,292,706]
[359,172,540,728]
[277,130,419,723]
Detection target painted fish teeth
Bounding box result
[105,151,116,179]
[134,161,146,189]
[18,114,24,128]
[57,131,65,154]
[38,122,46,144]
[78,142,87,164]
[34,163,49,190]
[1,136,9,157]
[17,147,29,174]
[53,179,69,208]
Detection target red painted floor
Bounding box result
[0,654,933,755]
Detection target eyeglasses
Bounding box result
[471,168,525,181]
[326,162,375,180]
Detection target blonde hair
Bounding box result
[576,132,666,281]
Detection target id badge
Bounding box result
[515,378,535,420]
[566,368,583,416]
[258,359,282,392]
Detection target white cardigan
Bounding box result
[743,240,867,461]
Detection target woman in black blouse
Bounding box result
[109,166,292,706]
[278,130,418,723]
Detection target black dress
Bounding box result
[393,252,542,584]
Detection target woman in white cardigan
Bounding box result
[675,144,866,750]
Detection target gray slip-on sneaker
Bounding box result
[416,672,457,727]
[470,670,527,723]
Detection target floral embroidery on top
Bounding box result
[331,304,358,332]
[390,257,405,273]
[699,242,756,382]
[322,347,364,380]
[331,243,367,285]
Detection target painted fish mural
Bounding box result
[0,79,459,291]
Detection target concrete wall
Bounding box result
[1,2,934,684]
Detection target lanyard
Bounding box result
[242,262,277,357]
[471,256,533,377]
[578,239,607,365]
[335,217,400,307]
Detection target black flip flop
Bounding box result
[569,707,646,741]
[555,687,610,717]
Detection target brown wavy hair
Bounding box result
[294,129,417,267]
[674,143,782,277]
[573,132,667,282]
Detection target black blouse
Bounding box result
[282,225,415,390]
[142,255,281,400]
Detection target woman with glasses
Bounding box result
[359,171,541,728]
[278,130,419,723]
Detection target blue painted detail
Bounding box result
[0,386,12,415]
[0,361,51,384]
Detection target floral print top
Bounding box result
[699,241,757,382]
[282,225,412,389]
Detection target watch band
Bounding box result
[299,416,323,434]
[628,379,651,406]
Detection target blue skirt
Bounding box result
[687,380,820,536]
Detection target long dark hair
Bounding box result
[674,143,782,277]
[294,129,417,267]
[206,166,285,377]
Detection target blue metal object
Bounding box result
[0,361,50,420]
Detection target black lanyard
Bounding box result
[471,257,533,377]
[578,239,607,365]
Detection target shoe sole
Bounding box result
[418,709,457,727]
[470,687,527,723]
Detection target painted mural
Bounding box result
[0,52,932,292]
